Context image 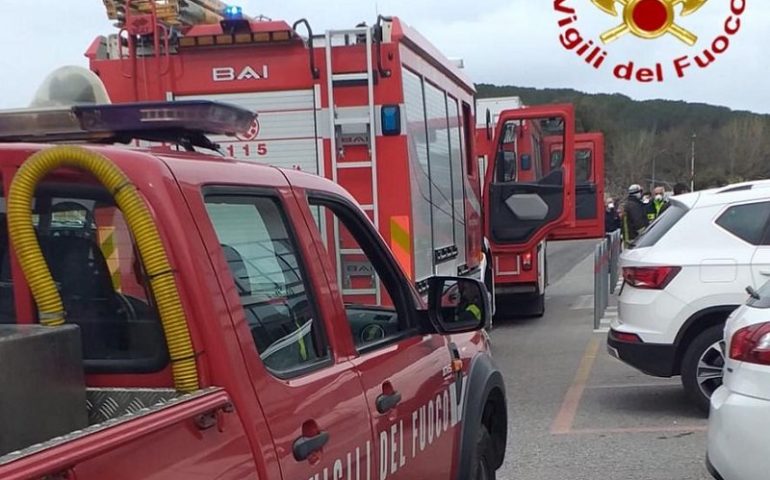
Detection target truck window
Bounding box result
[576,149,592,183]
[204,195,329,375]
[496,121,517,182]
[0,189,168,373]
[310,197,414,350]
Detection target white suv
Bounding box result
[608,181,770,412]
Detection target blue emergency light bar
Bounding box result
[224,5,243,18]
[0,101,256,146]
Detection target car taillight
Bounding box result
[522,252,533,271]
[611,331,642,343]
[730,322,770,365]
[622,266,681,290]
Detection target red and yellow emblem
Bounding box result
[592,0,708,45]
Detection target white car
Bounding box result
[608,181,770,412]
[707,287,770,480]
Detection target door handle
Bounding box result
[376,391,402,414]
[293,431,330,461]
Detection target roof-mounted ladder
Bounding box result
[324,26,381,302]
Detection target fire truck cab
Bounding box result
[477,97,605,317]
[87,4,485,301]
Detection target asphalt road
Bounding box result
[492,240,711,480]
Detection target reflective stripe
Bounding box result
[296,320,308,361]
[98,226,121,291]
[390,216,412,279]
[466,304,481,321]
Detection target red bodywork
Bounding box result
[549,132,606,240]
[0,143,501,479]
[86,16,483,289]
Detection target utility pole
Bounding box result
[690,133,696,191]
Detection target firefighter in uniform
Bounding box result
[646,186,669,222]
[623,184,649,246]
[457,282,482,323]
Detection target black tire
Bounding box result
[468,426,496,480]
[530,292,545,318]
[681,325,726,414]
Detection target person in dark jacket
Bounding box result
[673,183,689,195]
[623,184,649,246]
[605,197,621,233]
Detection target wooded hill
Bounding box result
[477,84,770,197]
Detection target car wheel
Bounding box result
[681,325,726,413]
[468,426,496,480]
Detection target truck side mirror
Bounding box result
[427,277,490,333]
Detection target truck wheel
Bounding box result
[681,325,726,414]
[530,292,545,318]
[468,426,496,480]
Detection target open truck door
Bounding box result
[549,132,606,240]
[483,104,576,251]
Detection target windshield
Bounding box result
[630,201,688,249]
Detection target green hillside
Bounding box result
[477,84,770,196]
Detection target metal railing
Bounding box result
[594,229,622,330]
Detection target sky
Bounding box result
[1,0,768,113]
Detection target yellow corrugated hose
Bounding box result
[7,145,199,392]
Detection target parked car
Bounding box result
[608,181,770,412]
[707,282,770,480]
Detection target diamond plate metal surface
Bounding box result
[86,388,179,424]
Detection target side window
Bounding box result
[310,197,414,350]
[205,194,329,375]
[716,202,770,245]
[1,190,168,372]
[495,121,517,182]
[576,149,592,183]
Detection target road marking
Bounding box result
[550,337,601,435]
[559,425,707,436]
[585,382,681,390]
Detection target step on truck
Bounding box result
[0,70,507,479]
[476,97,606,317]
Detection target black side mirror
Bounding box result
[427,277,490,333]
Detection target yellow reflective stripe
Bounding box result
[390,216,412,278]
[98,226,121,291]
[466,304,481,321]
[295,320,308,361]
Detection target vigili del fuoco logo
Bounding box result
[554,0,746,82]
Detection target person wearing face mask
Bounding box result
[623,184,649,246]
[646,186,669,222]
[605,197,621,233]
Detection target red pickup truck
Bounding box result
[0,97,507,479]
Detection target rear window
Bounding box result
[631,201,688,248]
[0,185,168,373]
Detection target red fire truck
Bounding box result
[476,97,605,316]
[0,78,506,479]
[87,2,487,303]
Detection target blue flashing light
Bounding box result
[381,105,401,136]
[224,5,243,19]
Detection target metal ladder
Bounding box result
[324,26,381,302]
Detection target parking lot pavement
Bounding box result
[493,240,711,480]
